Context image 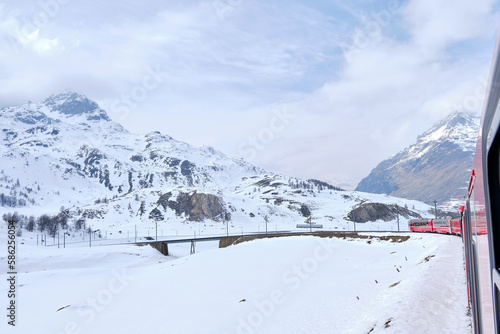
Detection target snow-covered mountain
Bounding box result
[0,92,432,233]
[355,111,479,209]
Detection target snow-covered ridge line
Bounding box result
[1,91,432,236]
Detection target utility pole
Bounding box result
[396,204,400,232]
[434,201,438,219]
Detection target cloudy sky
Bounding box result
[1,0,499,189]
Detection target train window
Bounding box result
[494,272,500,332]
[487,139,500,269]
[471,238,483,332]
[486,122,500,332]
[470,189,477,238]
[464,198,481,332]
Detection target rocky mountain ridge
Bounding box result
[355,111,479,209]
[0,92,432,233]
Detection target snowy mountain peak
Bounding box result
[42,91,111,122]
[145,131,173,142]
[416,111,479,152]
[433,111,478,129]
[355,111,480,207]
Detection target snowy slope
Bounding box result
[0,91,263,209]
[0,91,435,236]
[356,111,479,209]
[0,229,471,334]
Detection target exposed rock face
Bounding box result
[149,208,164,221]
[299,204,311,217]
[355,112,479,207]
[347,203,422,223]
[156,191,228,222]
[43,91,111,121]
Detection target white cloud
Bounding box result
[225,0,499,187]
[403,0,496,50]
[0,0,498,189]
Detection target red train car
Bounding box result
[432,218,453,234]
[408,218,433,232]
[450,217,462,235]
[404,26,500,334]
[409,218,462,234]
[462,26,500,333]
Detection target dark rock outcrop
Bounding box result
[347,203,421,223]
[299,204,311,217]
[157,191,228,222]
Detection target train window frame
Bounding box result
[465,197,481,333]
[486,131,500,330]
[471,188,477,241]
[486,142,500,267]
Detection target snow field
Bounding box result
[1,229,470,334]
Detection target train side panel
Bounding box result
[432,218,452,234]
[408,219,433,233]
[466,166,495,333]
[450,217,462,235]
[462,26,500,333]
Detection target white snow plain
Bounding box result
[0,228,471,334]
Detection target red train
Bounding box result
[406,27,500,333]
[408,217,462,235]
[410,27,500,333]
[460,27,500,333]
